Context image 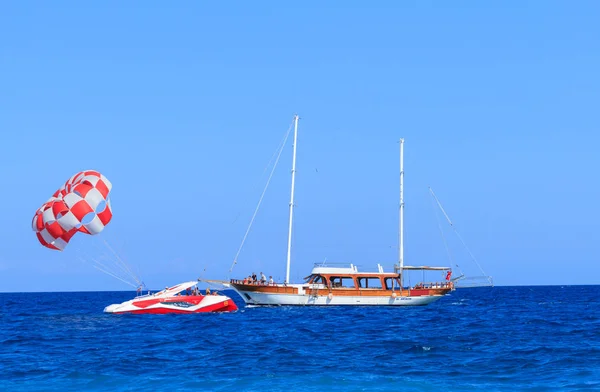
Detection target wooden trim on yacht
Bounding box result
[229,276,454,297]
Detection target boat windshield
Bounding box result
[154,284,202,297]
[305,274,327,284]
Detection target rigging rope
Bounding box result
[428,187,489,278]
[229,120,295,273]
[429,187,462,275]
[230,125,294,225]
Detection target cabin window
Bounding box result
[329,276,355,288]
[384,277,402,290]
[357,277,383,289]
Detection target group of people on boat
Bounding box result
[242,272,274,285]
[174,286,219,296]
[179,287,201,296]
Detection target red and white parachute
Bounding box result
[32,170,113,251]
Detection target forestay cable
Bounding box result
[231,125,294,225]
[229,120,295,273]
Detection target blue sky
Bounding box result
[1,1,599,291]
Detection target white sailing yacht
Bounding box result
[218,114,463,306]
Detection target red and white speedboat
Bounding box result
[103,281,238,314]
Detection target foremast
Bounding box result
[285,114,300,284]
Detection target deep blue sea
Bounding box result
[1,286,599,391]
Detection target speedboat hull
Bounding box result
[104,281,238,314]
[104,294,238,314]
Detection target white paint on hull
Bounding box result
[103,294,233,313]
[231,289,447,306]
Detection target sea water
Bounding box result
[1,286,599,391]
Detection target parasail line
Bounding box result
[102,238,142,286]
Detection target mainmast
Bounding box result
[399,138,405,284]
[285,114,299,284]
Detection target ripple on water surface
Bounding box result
[1,286,599,391]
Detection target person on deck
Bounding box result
[260,272,266,284]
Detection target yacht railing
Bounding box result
[230,278,279,286]
[312,262,354,268]
[412,282,454,290]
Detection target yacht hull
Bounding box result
[229,283,450,306]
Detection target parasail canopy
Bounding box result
[32,170,113,251]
